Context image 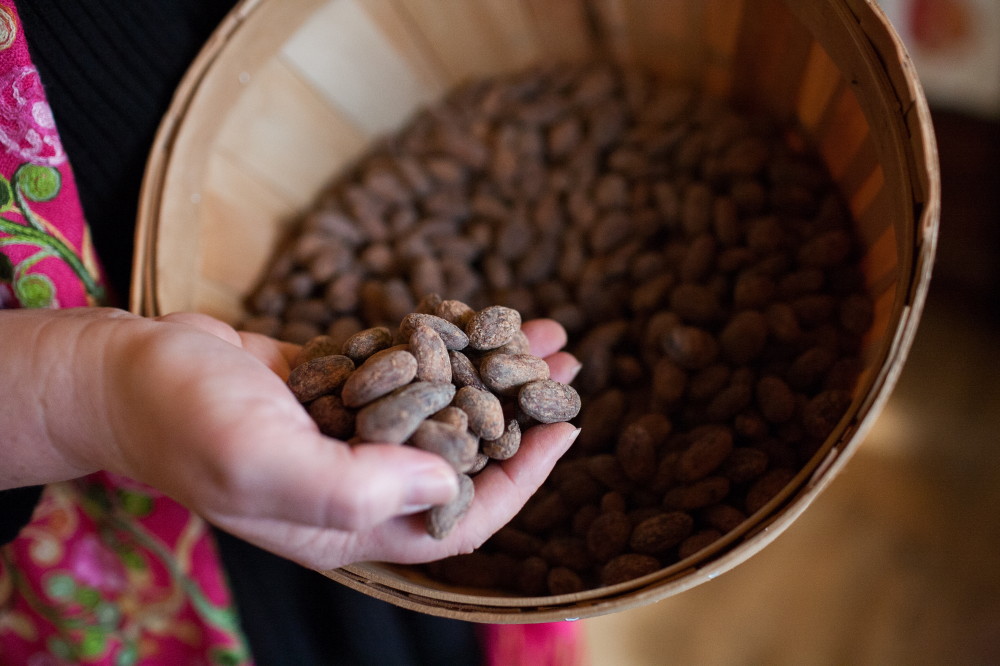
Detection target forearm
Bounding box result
[0,307,133,489]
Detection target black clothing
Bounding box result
[19,0,235,302]
[0,486,42,544]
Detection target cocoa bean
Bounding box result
[355,382,456,444]
[427,473,475,539]
[287,354,355,403]
[411,420,480,473]
[341,349,418,408]
[479,353,550,397]
[481,418,521,460]
[518,380,582,423]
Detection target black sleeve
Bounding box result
[0,485,44,544]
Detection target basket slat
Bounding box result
[701,0,744,97]
[282,0,439,135]
[521,0,593,62]
[589,0,633,64]
[619,0,705,83]
[356,0,452,94]
[843,142,883,224]
[199,151,298,299]
[797,41,843,133]
[818,86,871,183]
[478,0,545,68]
[215,58,369,211]
[389,0,540,83]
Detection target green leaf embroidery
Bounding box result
[14,271,55,307]
[0,162,104,303]
[0,174,13,213]
[15,163,61,203]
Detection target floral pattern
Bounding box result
[0,64,65,166]
[1,474,251,665]
[0,161,105,307]
[0,7,102,309]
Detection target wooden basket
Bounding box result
[132,0,939,623]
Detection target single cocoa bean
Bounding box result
[341,326,393,364]
[432,406,469,432]
[287,354,355,402]
[481,418,521,460]
[355,381,456,443]
[399,313,469,350]
[411,420,480,473]
[479,353,550,397]
[465,305,522,350]
[586,511,631,563]
[306,395,355,440]
[427,473,475,539]
[600,554,661,586]
[629,511,694,554]
[408,323,452,384]
[518,380,582,423]
[341,349,418,408]
[676,425,734,482]
[453,386,505,440]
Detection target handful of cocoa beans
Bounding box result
[286,294,580,538]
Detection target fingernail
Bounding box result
[568,361,583,382]
[400,503,434,515]
[404,466,458,508]
[569,427,582,444]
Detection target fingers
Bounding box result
[156,311,242,346]
[452,422,579,550]
[545,351,581,384]
[344,422,581,566]
[522,318,581,383]
[238,331,299,380]
[521,318,568,358]
[203,424,581,570]
[155,311,300,379]
[207,429,460,534]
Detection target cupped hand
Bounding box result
[91,310,580,570]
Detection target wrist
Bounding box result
[0,307,138,488]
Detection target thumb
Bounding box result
[212,432,461,532]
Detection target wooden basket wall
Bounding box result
[132,0,939,623]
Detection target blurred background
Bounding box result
[582,1,1000,663]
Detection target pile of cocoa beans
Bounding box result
[243,61,874,594]
[286,298,580,538]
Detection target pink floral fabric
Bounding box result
[482,622,588,666]
[1,474,250,665]
[0,2,252,663]
[0,1,103,309]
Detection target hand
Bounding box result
[0,307,580,570]
[211,317,582,569]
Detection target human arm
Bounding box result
[0,307,579,568]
